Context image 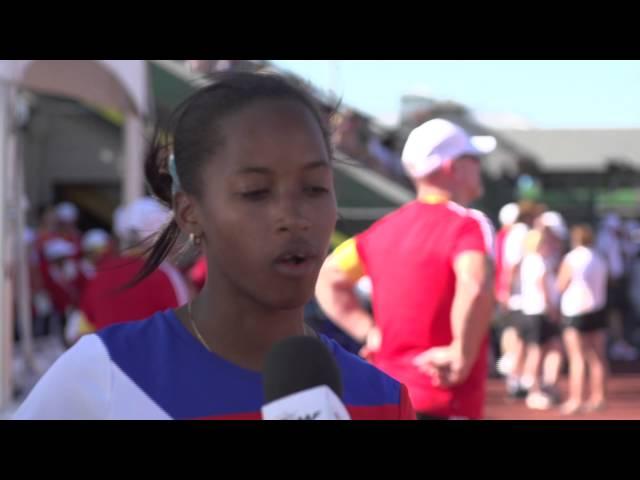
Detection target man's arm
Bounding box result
[450,251,495,365]
[315,238,379,355]
[414,251,494,387]
[315,252,375,344]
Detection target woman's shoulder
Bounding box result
[96,310,179,372]
[97,309,170,340]
[13,334,112,419]
[566,246,593,263]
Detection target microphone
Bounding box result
[261,335,351,420]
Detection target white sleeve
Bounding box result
[564,250,577,270]
[13,335,112,420]
[504,225,527,267]
[469,209,496,259]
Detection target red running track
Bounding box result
[484,361,640,420]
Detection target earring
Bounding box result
[190,233,202,247]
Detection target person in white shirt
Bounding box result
[497,201,539,397]
[493,202,520,376]
[517,228,561,410]
[557,224,608,415]
[533,210,569,406]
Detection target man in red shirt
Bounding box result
[316,119,495,419]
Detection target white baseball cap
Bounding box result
[56,202,79,223]
[401,118,495,179]
[499,203,520,227]
[44,238,77,261]
[82,229,110,253]
[539,211,568,240]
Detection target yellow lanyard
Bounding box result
[419,194,450,205]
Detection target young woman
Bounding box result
[517,229,561,410]
[15,71,414,420]
[557,225,608,414]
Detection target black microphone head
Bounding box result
[263,335,343,403]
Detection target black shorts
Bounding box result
[562,309,607,333]
[516,314,559,346]
[492,307,519,331]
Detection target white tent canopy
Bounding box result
[0,60,149,116]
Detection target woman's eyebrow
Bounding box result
[234,161,329,175]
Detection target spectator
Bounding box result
[316,118,495,419]
[597,213,638,361]
[557,224,609,414]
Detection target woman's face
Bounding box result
[193,99,337,310]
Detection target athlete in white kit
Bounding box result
[557,224,609,414]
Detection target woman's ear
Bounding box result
[173,191,202,237]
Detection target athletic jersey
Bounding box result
[502,222,530,311]
[15,309,415,420]
[561,246,608,317]
[520,253,554,315]
[332,197,494,419]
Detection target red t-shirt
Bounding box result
[352,200,494,419]
[80,255,189,331]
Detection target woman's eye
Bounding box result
[305,186,329,195]
[241,189,270,200]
